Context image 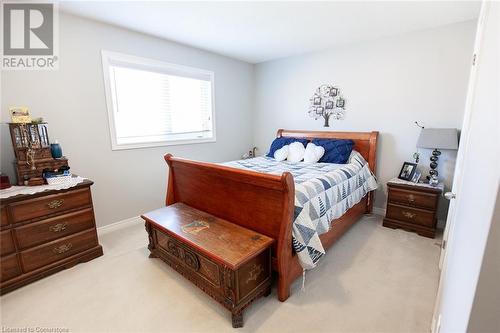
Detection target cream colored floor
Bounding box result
[0,214,441,333]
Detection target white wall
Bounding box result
[1,15,477,226]
[468,186,500,333]
[1,13,254,227]
[253,21,476,216]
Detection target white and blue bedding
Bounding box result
[223,151,378,269]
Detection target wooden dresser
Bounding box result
[383,179,443,238]
[0,179,103,294]
[142,203,273,328]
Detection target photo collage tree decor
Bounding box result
[308,84,346,127]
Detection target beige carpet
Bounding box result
[0,214,441,332]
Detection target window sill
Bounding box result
[110,137,216,151]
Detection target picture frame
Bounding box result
[411,169,422,183]
[325,101,334,109]
[398,162,417,181]
[313,97,322,105]
[336,98,345,108]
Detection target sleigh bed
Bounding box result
[163,129,378,301]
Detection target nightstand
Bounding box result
[383,178,444,238]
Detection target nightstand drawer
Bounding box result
[388,188,437,210]
[386,204,435,227]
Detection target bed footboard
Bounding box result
[164,154,295,301]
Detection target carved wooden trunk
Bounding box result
[0,179,103,294]
[142,203,273,328]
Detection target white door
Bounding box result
[437,1,486,271]
[432,2,500,332]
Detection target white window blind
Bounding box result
[102,51,215,150]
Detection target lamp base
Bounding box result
[428,175,439,186]
[426,148,441,184]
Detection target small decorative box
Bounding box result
[45,173,73,185]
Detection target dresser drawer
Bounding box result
[15,208,96,250]
[386,204,435,227]
[20,229,98,272]
[1,230,16,256]
[155,229,222,288]
[10,188,92,223]
[1,254,21,282]
[1,206,8,227]
[388,188,437,210]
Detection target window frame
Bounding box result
[101,50,216,150]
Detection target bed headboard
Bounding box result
[276,129,379,175]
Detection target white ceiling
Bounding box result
[59,1,481,64]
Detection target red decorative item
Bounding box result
[0,174,12,189]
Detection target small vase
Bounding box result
[51,141,63,159]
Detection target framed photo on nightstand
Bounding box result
[411,170,422,183]
[398,162,417,181]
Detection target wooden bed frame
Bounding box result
[163,129,378,302]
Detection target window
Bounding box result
[101,51,215,150]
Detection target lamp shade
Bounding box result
[417,128,459,150]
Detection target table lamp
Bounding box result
[417,128,458,185]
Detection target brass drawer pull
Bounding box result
[53,243,72,254]
[49,223,67,233]
[47,199,64,209]
[402,211,417,219]
[407,194,415,204]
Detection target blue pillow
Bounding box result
[312,139,354,164]
[267,137,308,157]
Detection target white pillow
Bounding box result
[273,145,289,161]
[303,142,325,163]
[287,142,306,163]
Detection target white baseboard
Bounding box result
[97,206,389,235]
[97,216,142,235]
[372,207,386,216]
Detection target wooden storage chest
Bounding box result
[142,203,274,328]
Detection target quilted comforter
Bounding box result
[223,151,378,269]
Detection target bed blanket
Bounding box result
[223,151,378,269]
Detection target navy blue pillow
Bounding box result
[267,137,308,157]
[312,139,355,164]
